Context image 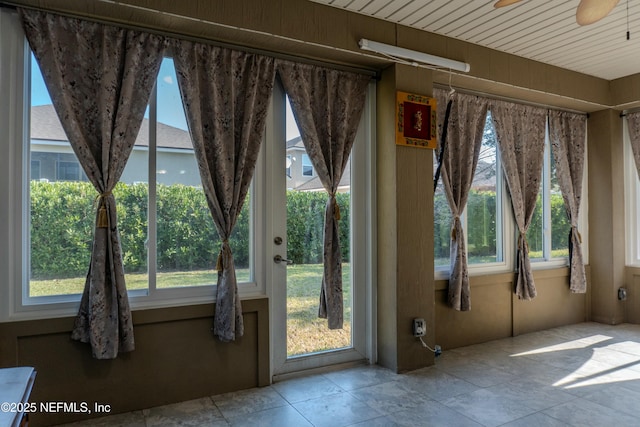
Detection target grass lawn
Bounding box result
[285,263,351,357]
[30,263,350,357]
[435,249,570,268]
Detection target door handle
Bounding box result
[274,255,293,265]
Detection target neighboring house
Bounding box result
[30,104,201,186]
[31,105,342,191]
[286,135,350,192]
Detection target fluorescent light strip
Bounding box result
[358,39,470,73]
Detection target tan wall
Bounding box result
[611,74,640,110]
[0,299,269,426]
[625,267,640,323]
[435,268,590,350]
[588,110,626,324]
[376,64,436,373]
[376,65,399,371]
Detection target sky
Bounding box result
[31,55,301,139]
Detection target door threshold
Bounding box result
[272,359,369,383]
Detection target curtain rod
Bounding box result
[620,107,640,117]
[434,83,589,117]
[0,1,378,78]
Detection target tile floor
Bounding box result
[58,322,640,426]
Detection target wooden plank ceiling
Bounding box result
[310,0,640,80]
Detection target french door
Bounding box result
[267,79,375,378]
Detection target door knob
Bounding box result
[274,255,293,265]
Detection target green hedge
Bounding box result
[286,191,350,264]
[30,182,349,279]
[434,190,570,260]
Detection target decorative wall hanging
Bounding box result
[396,91,437,149]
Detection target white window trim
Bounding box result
[434,146,514,280]
[435,113,589,280]
[0,12,265,322]
[530,121,589,270]
[528,127,567,269]
[625,118,640,266]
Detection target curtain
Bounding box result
[20,9,165,359]
[173,40,276,342]
[548,111,587,293]
[491,100,547,300]
[435,88,489,311]
[277,60,369,329]
[627,112,640,178]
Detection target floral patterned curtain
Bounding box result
[19,9,166,359]
[627,112,640,178]
[491,100,547,300]
[548,111,588,293]
[173,40,276,342]
[276,60,369,329]
[435,88,489,311]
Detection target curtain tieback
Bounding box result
[96,191,112,228]
[216,240,230,272]
[330,193,341,220]
[451,215,461,241]
[517,233,529,253]
[571,225,583,243]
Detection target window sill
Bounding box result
[2,283,265,323]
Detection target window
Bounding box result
[526,122,571,263]
[26,56,253,301]
[0,10,260,321]
[625,118,640,265]
[466,112,503,265]
[30,160,40,180]
[286,155,292,178]
[302,154,314,176]
[435,109,580,277]
[434,112,508,273]
[56,160,81,181]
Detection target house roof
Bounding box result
[295,161,351,192]
[286,136,304,150]
[30,104,193,150]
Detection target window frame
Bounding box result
[301,153,314,176]
[55,159,81,181]
[526,128,566,267]
[0,14,265,321]
[528,121,588,269]
[434,114,514,280]
[625,118,640,266]
[434,109,589,280]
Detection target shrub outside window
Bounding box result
[28,56,252,299]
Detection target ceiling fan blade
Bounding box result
[576,0,620,25]
[494,0,523,7]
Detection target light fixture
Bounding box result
[358,39,471,73]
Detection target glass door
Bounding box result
[269,80,374,378]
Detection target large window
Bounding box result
[434,112,507,272]
[466,112,502,265]
[527,126,571,262]
[27,56,253,300]
[435,109,581,276]
[625,118,640,265]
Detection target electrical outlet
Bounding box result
[619,287,628,301]
[413,318,426,337]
